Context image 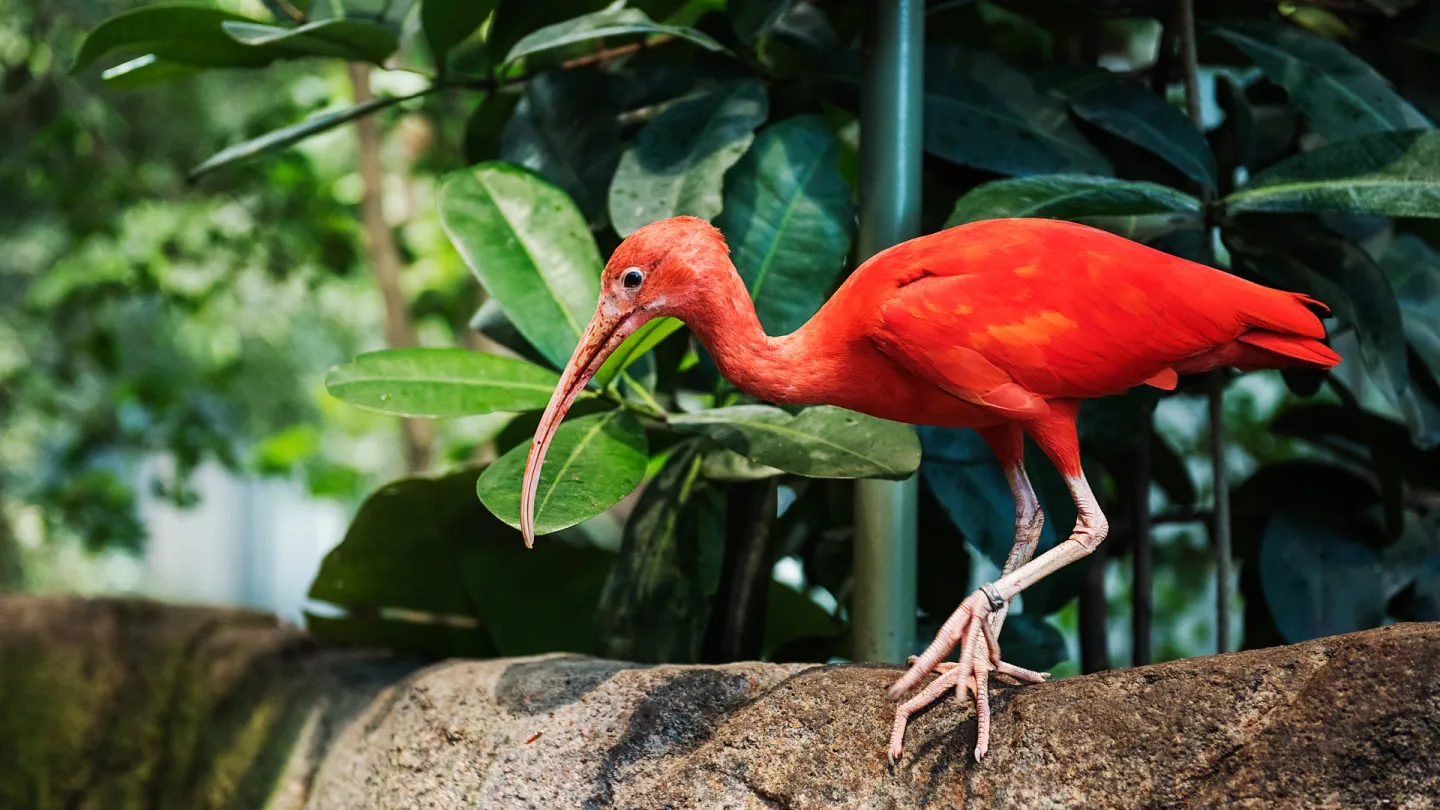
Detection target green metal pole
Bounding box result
[853,0,923,664]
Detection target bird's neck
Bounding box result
[679,261,817,405]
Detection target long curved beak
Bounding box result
[520,304,647,548]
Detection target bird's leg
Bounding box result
[906,425,1043,679]
[888,405,1106,764]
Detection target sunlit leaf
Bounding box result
[440,162,604,369]
[423,0,497,69]
[924,47,1112,177]
[503,2,726,66]
[671,404,920,479]
[477,410,648,534]
[221,19,399,63]
[593,317,685,389]
[100,55,201,89]
[1210,22,1431,141]
[716,115,854,336]
[71,6,275,72]
[325,348,567,418]
[608,80,770,236]
[1225,130,1440,217]
[1070,79,1218,188]
[946,175,1200,226]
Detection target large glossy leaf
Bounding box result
[456,524,613,656]
[1380,234,1440,448]
[1225,130,1440,217]
[325,348,565,418]
[946,175,1201,226]
[423,0,497,69]
[71,6,276,72]
[190,92,422,179]
[221,19,399,63]
[99,55,201,89]
[1210,22,1431,142]
[608,81,770,236]
[1225,218,1407,404]
[593,317,685,389]
[500,70,622,227]
[1259,511,1388,643]
[596,443,725,662]
[440,162,603,369]
[924,47,1112,177]
[916,426,1037,569]
[670,404,920,479]
[309,468,485,616]
[477,410,648,534]
[1070,79,1218,188]
[715,115,854,337]
[503,3,725,66]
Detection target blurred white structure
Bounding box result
[137,457,347,625]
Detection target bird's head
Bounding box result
[518,216,729,547]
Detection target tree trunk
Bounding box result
[347,62,434,473]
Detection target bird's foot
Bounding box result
[886,590,1049,765]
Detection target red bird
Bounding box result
[520,215,1341,762]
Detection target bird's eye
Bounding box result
[622,268,644,290]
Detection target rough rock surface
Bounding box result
[2,596,1438,809]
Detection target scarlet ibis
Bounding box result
[520,215,1340,763]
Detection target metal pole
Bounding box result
[852,0,923,664]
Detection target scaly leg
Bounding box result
[907,423,1044,677]
[888,402,1108,763]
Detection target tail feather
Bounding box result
[1236,330,1342,369]
[1239,290,1330,340]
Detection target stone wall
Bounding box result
[1,596,1436,809]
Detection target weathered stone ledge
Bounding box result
[1,595,1436,808]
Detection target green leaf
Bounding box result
[190,93,421,179]
[729,0,792,44]
[670,404,920,479]
[1209,22,1431,142]
[608,80,770,236]
[501,70,622,227]
[595,443,724,662]
[1260,511,1388,643]
[715,115,855,337]
[456,527,613,656]
[924,47,1112,177]
[221,19,399,63]
[503,2,726,66]
[593,317,685,389]
[306,611,495,659]
[477,410,648,534]
[99,55,201,89]
[700,447,782,481]
[946,175,1201,227]
[997,612,1067,672]
[309,468,485,616]
[1380,234,1440,448]
[1225,130,1440,217]
[423,0,497,69]
[325,348,568,418]
[440,162,604,369]
[71,6,276,72]
[763,579,842,661]
[1069,79,1218,188]
[917,426,1051,569]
